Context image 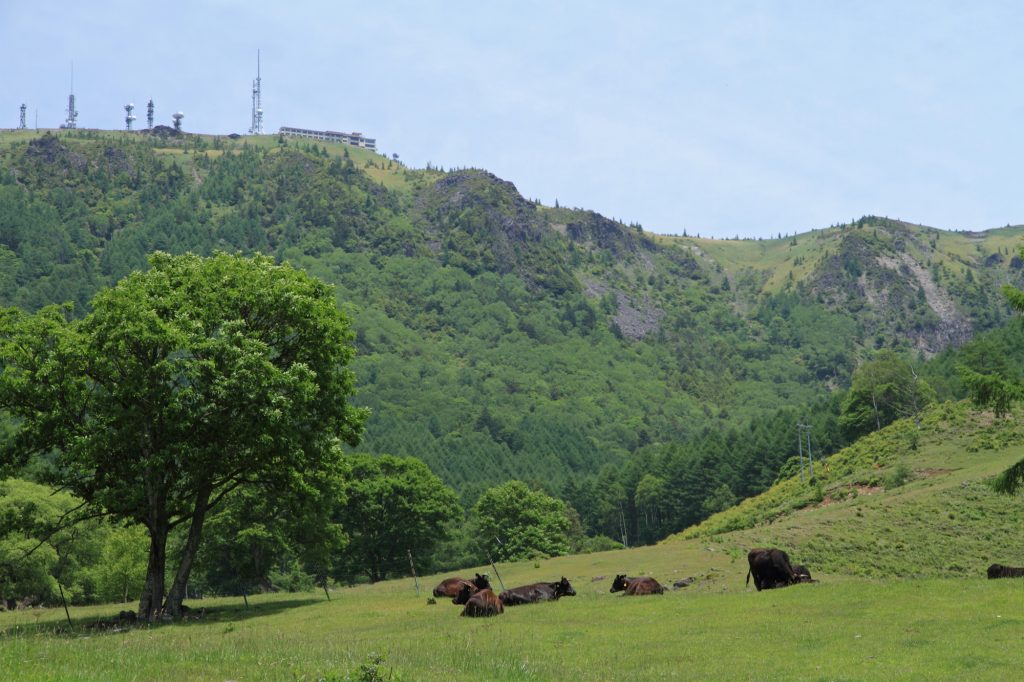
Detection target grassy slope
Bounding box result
[3,401,1023,681]
[658,221,1024,296]
[676,401,1024,577]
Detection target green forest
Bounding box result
[2,129,1023,610]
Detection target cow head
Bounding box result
[472,573,491,590]
[555,576,576,598]
[453,583,474,605]
[610,574,630,593]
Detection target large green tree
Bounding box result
[333,454,461,583]
[472,480,575,561]
[839,350,935,439]
[0,252,367,619]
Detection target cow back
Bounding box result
[461,588,503,617]
[625,576,665,595]
[988,563,1024,579]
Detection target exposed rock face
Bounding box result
[25,134,87,173]
[416,170,576,294]
[876,253,971,350]
[809,231,971,354]
[583,279,665,340]
[612,291,665,340]
[565,211,653,258]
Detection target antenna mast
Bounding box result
[124,103,136,131]
[147,99,154,129]
[63,63,78,129]
[249,49,264,135]
[19,104,27,130]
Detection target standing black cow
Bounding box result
[746,548,798,591]
[987,563,1024,579]
[499,577,576,606]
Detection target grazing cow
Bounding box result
[746,548,798,591]
[499,577,576,606]
[987,563,1024,579]
[458,587,504,617]
[610,574,666,595]
[432,573,491,599]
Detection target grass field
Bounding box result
[9,405,1022,679]
[2,553,1022,681]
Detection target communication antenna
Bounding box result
[172,112,184,132]
[19,104,27,130]
[249,49,263,135]
[146,99,154,129]
[124,103,136,131]
[63,63,78,129]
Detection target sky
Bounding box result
[3,1,1024,239]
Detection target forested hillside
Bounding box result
[2,128,1023,547]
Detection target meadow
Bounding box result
[2,541,1021,682]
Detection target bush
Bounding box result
[884,462,912,489]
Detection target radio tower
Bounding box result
[63,63,78,129]
[249,50,264,135]
[19,104,27,129]
[147,99,154,129]
[124,103,136,131]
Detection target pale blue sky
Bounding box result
[3,1,1024,238]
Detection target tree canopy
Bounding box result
[0,251,367,618]
[472,480,575,561]
[332,454,462,583]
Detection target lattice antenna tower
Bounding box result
[63,63,78,129]
[249,49,264,135]
[19,104,27,130]
[147,99,154,129]
[124,103,136,131]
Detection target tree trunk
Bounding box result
[163,485,212,618]
[138,520,168,621]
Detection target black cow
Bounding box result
[458,586,504,617]
[987,563,1024,579]
[499,577,576,606]
[792,564,816,583]
[610,574,665,595]
[746,548,798,591]
[433,573,491,599]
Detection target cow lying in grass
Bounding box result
[455,584,504,617]
[792,564,817,583]
[610,574,665,595]
[499,577,576,606]
[432,573,491,599]
[987,563,1024,579]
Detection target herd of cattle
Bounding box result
[432,549,1024,617]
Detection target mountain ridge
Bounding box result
[2,128,1023,545]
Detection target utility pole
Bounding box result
[796,422,805,482]
[407,549,420,597]
[797,421,814,480]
